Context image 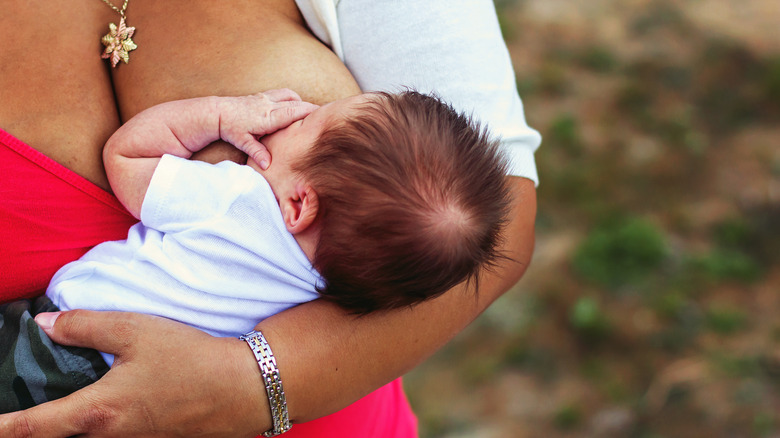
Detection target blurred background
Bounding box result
[404,0,779,436]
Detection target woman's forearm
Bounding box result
[260,176,536,422]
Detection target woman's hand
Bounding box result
[0,310,269,438]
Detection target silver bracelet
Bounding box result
[239,330,292,437]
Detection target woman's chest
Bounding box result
[110,1,360,119]
[0,0,359,190]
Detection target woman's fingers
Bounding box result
[0,391,96,438]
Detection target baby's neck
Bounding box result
[293,228,319,264]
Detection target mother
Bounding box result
[0,0,539,436]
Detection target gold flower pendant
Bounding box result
[101,17,137,68]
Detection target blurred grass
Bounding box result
[405,1,779,437]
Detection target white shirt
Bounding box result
[47,156,321,362]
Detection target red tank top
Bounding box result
[0,127,418,437]
[0,128,137,301]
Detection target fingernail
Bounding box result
[35,312,61,331]
[260,160,269,170]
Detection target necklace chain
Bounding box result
[100,0,129,17]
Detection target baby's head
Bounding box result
[257,91,511,314]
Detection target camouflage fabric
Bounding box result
[0,296,109,413]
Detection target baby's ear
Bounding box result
[282,182,319,234]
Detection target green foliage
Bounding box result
[603,379,630,403]
[772,325,780,342]
[764,56,780,104]
[658,65,692,91]
[615,35,777,141]
[579,357,607,381]
[538,61,570,95]
[504,344,559,381]
[711,353,762,378]
[693,37,778,133]
[569,297,612,341]
[713,218,752,249]
[629,0,689,36]
[651,291,687,320]
[688,250,761,283]
[492,0,515,10]
[540,164,596,207]
[572,218,667,289]
[711,212,778,268]
[494,0,517,41]
[547,113,582,153]
[515,75,537,96]
[705,305,748,335]
[648,291,703,352]
[733,380,765,405]
[618,60,695,137]
[654,110,706,154]
[553,404,582,430]
[650,326,698,353]
[754,412,777,437]
[460,356,502,386]
[665,384,692,406]
[578,45,618,73]
[616,80,654,122]
[744,206,780,265]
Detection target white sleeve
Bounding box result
[140,155,245,233]
[297,0,542,185]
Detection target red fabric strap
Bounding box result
[0,128,136,301]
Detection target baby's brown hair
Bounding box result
[294,91,511,314]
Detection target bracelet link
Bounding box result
[240,330,292,437]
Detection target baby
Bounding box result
[1,89,511,411]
